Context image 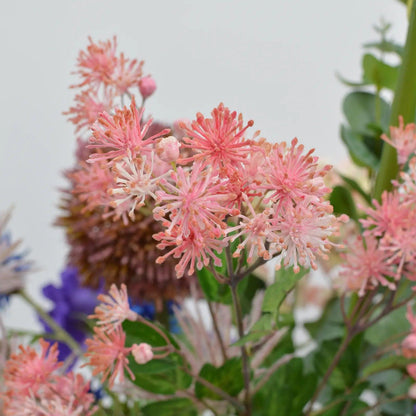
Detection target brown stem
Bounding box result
[230,281,252,416]
[207,300,228,363]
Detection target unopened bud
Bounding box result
[139,76,157,99]
[132,343,153,364]
[156,136,181,163]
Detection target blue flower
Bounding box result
[40,266,103,362]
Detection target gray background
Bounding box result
[0,0,407,329]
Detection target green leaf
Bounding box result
[313,339,360,390]
[340,125,380,170]
[365,304,409,346]
[336,72,369,88]
[363,355,416,378]
[339,174,372,204]
[237,273,266,316]
[329,185,358,220]
[343,91,391,135]
[364,40,404,57]
[231,313,275,347]
[362,53,400,90]
[141,398,197,416]
[262,266,308,320]
[252,357,317,416]
[196,266,232,305]
[123,320,179,349]
[195,357,244,400]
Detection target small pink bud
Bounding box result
[409,383,416,399]
[132,343,153,364]
[156,136,181,163]
[139,76,157,99]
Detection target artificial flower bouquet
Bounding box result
[2,3,416,415]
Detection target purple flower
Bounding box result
[40,266,103,362]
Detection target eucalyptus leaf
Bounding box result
[362,53,399,90]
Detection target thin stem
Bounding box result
[19,290,83,355]
[374,0,416,199]
[135,314,172,346]
[230,281,251,416]
[305,333,353,416]
[252,353,294,395]
[234,257,267,284]
[207,300,228,363]
[179,365,245,411]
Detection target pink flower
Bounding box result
[156,136,181,163]
[381,116,416,164]
[339,235,396,296]
[84,326,134,387]
[360,191,410,238]
[64,88,113,133]
[154,225,227,278]
[179,103,257,171]
[90,283,138,332]
[226,194,274,263]
[260,138,331,207]
[139,76,157,99]
[109,154,163,220]
[112,52,144,95]
[73,36,118,90]
[3,339,61,396]
[155,163,233,239]
[268,200,346,273]
[88,97,170,164]
[70,161,116,213]
[132,343,153,364]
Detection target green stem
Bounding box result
[374,0,416,199]
[19,290,83,355]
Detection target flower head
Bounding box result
[88,97,170,164]
[179,103,257,171]
[339,235,396,296]
[90,283,138,333]
[3,340,61,396]
[84,326,134,387]
[381,116,416,164]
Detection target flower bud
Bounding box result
[156,136,181,163]
[139,76,157,99]
[132,343,153,364]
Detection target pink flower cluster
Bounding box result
[341,154,416,295]
[84,284,153,387]
[66,38,344,279]
[1,340,97,416]
[65,36,156,135]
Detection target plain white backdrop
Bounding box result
[0,0,407,330]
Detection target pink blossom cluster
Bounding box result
[84,98,345,277]
[84,284,153,387]
[1,340,97,416]
[341,155,416,296]
[65,38,345,279]
[64,36,156,135]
